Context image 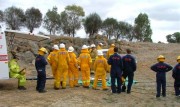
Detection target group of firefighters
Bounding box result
[8,42,180,97]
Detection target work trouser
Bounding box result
[55,67,68,88]
[36,70,46,91]
[81,68,90,87]
[111,73,122,93]
[122,72,134,92]
[90,59,95,72]
[174,81,180,96]
[51,65,57,78]
[10,72,26,87]
[93,74,107,89]
[68,65,79,87]
[156,77,166,97]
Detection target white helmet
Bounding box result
[68,46,74,52]
[97,50,103,56]
[52,45,59,50]
[59,43,65,48]
[91,44,96,48]
[82,45,88,49]
[99,43,103,46]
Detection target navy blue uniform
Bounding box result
[151,62,172,97]
[35,55,48,92]
[122,54,136,93]
[172,63,180,96]
[108,53,123,93]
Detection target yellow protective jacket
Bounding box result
[107,47,114,59]
[78,49,92,70]
[68,52,78,67]
[57,48,70,69]
[47,50,58,68]
[90,49,97,61]
[94,56,108,75]
[8,59,20,78]
[97,45,102,50]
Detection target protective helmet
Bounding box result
[99,43,103,46]
[177,56,180,63]
[97,50,103,56]
[59,43,65,48]
[111,44,115,47]
[68,46,74,52]
[157,55,165,62]
[82,45,88,49]
[91,44,96,48]
[52,45,59,50]
[39,47,48,54]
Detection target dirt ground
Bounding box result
[1,42,180,107]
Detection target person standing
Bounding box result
[121,49,137,94]
[172,56,180,96]
[8,51,26,90]
[55,43,70,89]
[47,45,59,78]
[108,47,123,93]
[68,46,79,87]
[78,45,92,88]
[92,50,108,90]
[97,43,103,50]
[89,44,97,73]
[151,55,172,97]
[35,47,48,93]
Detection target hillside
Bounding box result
[1,38,180,107]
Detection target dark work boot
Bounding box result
[18,86,26,90]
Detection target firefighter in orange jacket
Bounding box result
[55,43,70,89]
[78,45,92,88]
[93,50,108,90]
[68,46,79,87]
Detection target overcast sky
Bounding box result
[0,0,180,42]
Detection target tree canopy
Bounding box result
[25,7,42,33]
[166,32,180,43]
[4,6,25,30]
[83,13,102,37]
[134,13,152,42]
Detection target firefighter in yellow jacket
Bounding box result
[89,44,97,73]
[8,52,26,90]
[107,44,115,72]
[68,46,79,87]
[55,43,70,89]
[92,50,108,90]
[47,45,59,78]
[97,43,103,50]
[78,45,92,88]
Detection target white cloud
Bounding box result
[0,0,180,43]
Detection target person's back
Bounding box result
[108,47,123,93]
[172,56,180,96]
[150,55,172,98]
[79,45,92,88]
[123,54,136,72]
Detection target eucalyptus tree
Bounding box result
[25,7,42,33]
[166,32,180,43]
[134,13,152,42]
[4,6,25,30]
[101,18,118,39]
[83,13,102,37]
[0,10,3,22]
[60,5,85,37]
[43,7,60,35]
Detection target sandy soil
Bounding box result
[1,42,180,107]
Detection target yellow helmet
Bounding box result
[38,47,47,55]
[157,55,165,62]
[177,56,180,63]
